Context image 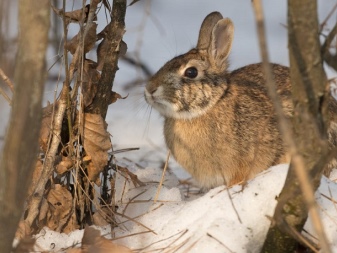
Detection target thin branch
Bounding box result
[321,21,337,71]
[320,2,337,31]
[0,87,11,105]
[252,1,331,252]
[154,150,170,203]
[0,68,14,92]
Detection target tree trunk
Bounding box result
[261,0,329,252]
[0,1,50,251]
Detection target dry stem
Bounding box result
[0,67,14,92]
[252,0,331,252]
[154,150,170,203]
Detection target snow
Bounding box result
[34,164,337,252]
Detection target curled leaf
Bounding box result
[81,227,132,253]
[39,102,58,152]
[81,60,100,107]
[46,184,77,232]
[97,24,127,71]
[66,23,97,54]
[83,113,112,184]
[51,4,94,23]
[15,220,32,240]
[55,156,74,175]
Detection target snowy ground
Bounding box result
[34,164,337,252]
[2,1,337,252]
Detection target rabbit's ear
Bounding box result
[208,18,234,72]
[197,12,223,49]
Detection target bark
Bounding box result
[86,0,127,119]
[261,1,329,252]
[0,0,50,251]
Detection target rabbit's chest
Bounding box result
[163,117,229,158]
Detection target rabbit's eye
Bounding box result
[184,67,198,78]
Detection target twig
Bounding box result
[321,21,337,71]
[206,233,235,253]
[0,87,11,105]
[320,2,337,31]
[115,211,157,235]
[0,68,14,92]
[122,55,152,77]
[136,229,188,253]
[226,188,242,224]
[252,1,331,252]
[154,150,170,203]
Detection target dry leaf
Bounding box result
[109,91,123,104]
[82,227,132,253]
[51,4,93,23]
[13,237,36,253]
[15,220,31,240]
[97,35,127,71]
[83,113,112,184]
[86,161,102,186]
[38,197,49,226]
[66,249,83,253]
[46,184,77,232]
[82,60,100,107]
[55,156,74,175]
[39,103,58,152]
[66,23,98,55]
[118,166,145,187]
[92,207,113,226]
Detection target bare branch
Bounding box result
[322,22,337,71]
[0,87,11,105]
[0,68,14,92]
[252,0,331,252]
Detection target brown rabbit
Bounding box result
[145,12,335,189]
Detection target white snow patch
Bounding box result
[33,164,337,252]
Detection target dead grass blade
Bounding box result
[154,150,170,203]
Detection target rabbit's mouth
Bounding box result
[144,88,175,117]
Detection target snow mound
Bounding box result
[34,164,337,252]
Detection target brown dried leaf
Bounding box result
[83,113,112,184]
[39,103,58,152]
[46,184,77,232]
[38,197,49,226]
[55,156,74,175]
[118,166,145,187]
[13,236,36,253]
[110,91,123,104]
[97,38,127,71]
[87,161,102,186]
[51,4,93,23]
[82,60,100,107]
[66,249,83,253]
[92,207,113,226]
[66,23,98,55]
[82,227,132,253]
[15,220,31,240]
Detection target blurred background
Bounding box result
[0,0,336,177]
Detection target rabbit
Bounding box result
[144,12,336,189]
